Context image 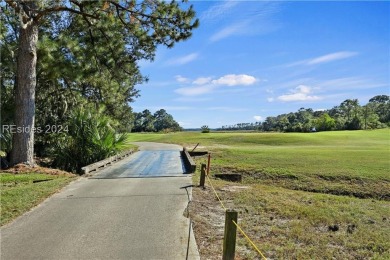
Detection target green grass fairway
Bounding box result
[127,129,390,199]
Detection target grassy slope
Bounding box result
[0,173,76,226]
[128,129,390,259]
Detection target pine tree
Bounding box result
[3,0,198,166]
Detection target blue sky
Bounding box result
[133,1,390,129]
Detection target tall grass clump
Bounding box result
[52,106,128,173]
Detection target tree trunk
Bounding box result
[10,20,38,166]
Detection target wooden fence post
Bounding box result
[200,163,206,188]
[207,154,211,175]
[223,210,238,260]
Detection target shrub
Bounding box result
[52,106,129,173]
[201,125,210,133]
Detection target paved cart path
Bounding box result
[0,142,199,260]
[93,143,186,178]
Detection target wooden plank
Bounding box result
[181,148,196,173]
[81,149,134,174]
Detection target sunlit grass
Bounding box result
[127,129,390,199]
[0,173,76,226]
[126,129,389,148]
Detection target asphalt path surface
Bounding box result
[1,142,200,260]
[94,142,186,178]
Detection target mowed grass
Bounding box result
[0,172,76,226]
[129,129,390,258]
[127,129,390,199]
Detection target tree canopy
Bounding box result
[1,0,198,166]
[132,109,182,133]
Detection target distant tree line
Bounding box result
[132,109,182,133]
[218,95,390,132]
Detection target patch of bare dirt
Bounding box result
[190,183,255,260]
[220,185,251,192]
[2,163,75,176]
[190,186,225,260]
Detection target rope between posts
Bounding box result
[206,173,227,211]
[232,220,267,260]
[205,170,267,260]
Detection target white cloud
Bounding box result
[296,85,311,94]
[174,74,257,97]
[253,116,263,121]
[175,75,189,83]
[210,20,280,43]
[212,74,257,86]
[166,53,199,66]
[193,77,212,85]
[175,85,216,96]
[285,51,358,67]
[307,51,358,65]
[201,1,240,21]
[277,85,321,102]
[210,21,249,42]
[208,2,281,42]
[267,97,274,102]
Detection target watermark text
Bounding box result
[2,125,69,134]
